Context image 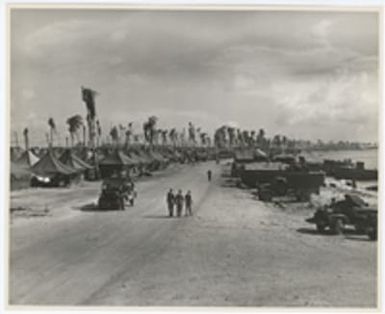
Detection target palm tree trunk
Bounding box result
[24,132,29,151]
[50,128,53,147]
[46,133,50,147]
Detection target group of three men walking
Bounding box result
[166,189,193,217]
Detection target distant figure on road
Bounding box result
[207,170,212,182]
[185,190,193,216]
[166,189,175,217]
[175,190,184,217]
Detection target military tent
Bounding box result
[99,150,136,178]
[30,150,78,187]
[15,149,40,167]
[59,149,93,172]
[10,162,32,190]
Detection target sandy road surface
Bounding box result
[9,161,377,307]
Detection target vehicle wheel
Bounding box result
[296,191,310,202]
[368,229,377,241]
[259,190,272,202]
[331,219,344,235]
[316,223,326,233]
[354,225,366,234]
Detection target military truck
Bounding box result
[98,177,136,210]
[258,176,318,202]
[306,193,377,240]
[255,167,325,202]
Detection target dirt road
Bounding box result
[9,161,377,307]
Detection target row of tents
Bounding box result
[10,145,216,190]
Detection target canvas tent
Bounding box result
[30,150,78,187]
[99,149,136,178]
[10,162,32,190]
[10,146,24,162]
[59,149,93,172]
[15,149,40,167]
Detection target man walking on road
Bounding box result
[207,169,212,182]
[166,189,175,217]
[175,190,184,217]
[185,190,193,216]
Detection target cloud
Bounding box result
[10,9,379,144]
[21,88,36,100]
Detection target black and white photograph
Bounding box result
[4,2,382,311]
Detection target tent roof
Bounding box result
[255,148,268,158]
[234,148,268,161]
[59,149,93,171]
[11,162,32,179]
[345,193,367,207]
[134,149,154,164]
[30,150,77,176]
[15,150,40,167]
[126,151,145,165]
[100,150,136,166]
[234,149,255,161]
[151,150,168,162]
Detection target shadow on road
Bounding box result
[73,203,119,212]
[297,227,366,238]
[142,214,175,219]
[296,227,334,236]
[344,236,373,242]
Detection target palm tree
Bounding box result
[82,125,86,146]
[282,136,288,151]
[96,120,102,147]
[23,128,29,151]
[124,122,133,145]
[242,130,250,147]
[125,129,132,146]
[161,129,168,145]
[188,122,196,144]
[227,127,236,147]
[273,135,282,149]
[169,128,177,146]
[110,126,119,145]
[143,116,158,145]
[214,126,227,148]
[66,115,83,147]
[48,117,56,146]
[237,129,243,146]
[200,132,208,146]
[250,130,256,146]
[257,128,265,148]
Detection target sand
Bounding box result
[8,161,377,307]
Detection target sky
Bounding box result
[10,8,379,145]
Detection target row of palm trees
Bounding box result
[20,118,369,153]
[214,125,298,152]
[37,115,213,148]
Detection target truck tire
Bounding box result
[118,199,125,210]
[368,229,377,241]
[259,190,272,202]
[316,223,326,233]
[296,191,310,202]
[331,218,344,235]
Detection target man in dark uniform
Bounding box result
[166,189,175,217]
[175,190,184,217]
[207,169,212,182]
[185,190,193,216]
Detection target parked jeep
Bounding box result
[306,193,377,240]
